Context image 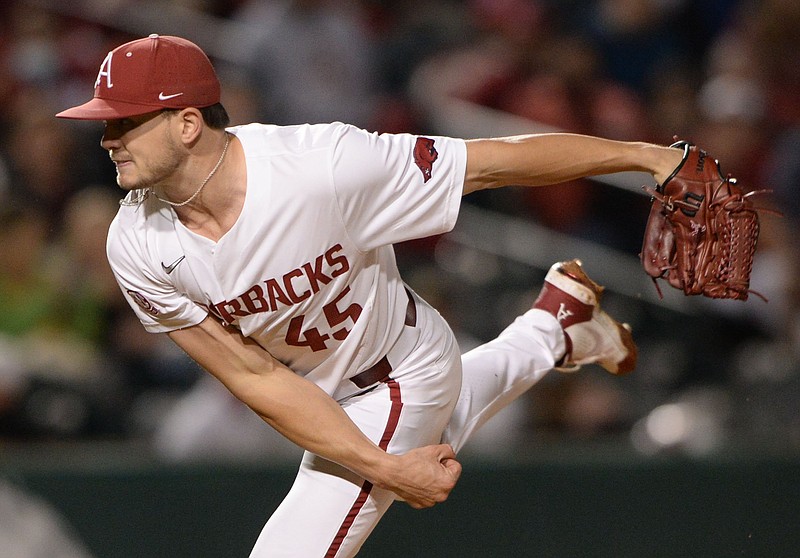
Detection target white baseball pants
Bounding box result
[249,294,564,557]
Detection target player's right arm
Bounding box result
[167,315,462,509]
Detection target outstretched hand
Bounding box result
[380,444,462,509]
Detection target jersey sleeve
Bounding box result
[329,124,466,251]
[106,208,207,333]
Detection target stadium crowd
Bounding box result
[0,0,797,458]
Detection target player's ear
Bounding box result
[173,107,204,146]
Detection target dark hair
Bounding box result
[163,103,230,129]
[199,103,230,129]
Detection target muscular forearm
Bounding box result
[169,318,391,475]
[234,366,460,507]
[168,318,460,507]
[234,363,395,478]
[463,133,684,194]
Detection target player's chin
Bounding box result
[116,171,147,192]
[114,166,134,188]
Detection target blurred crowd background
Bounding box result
[0,0,798,465]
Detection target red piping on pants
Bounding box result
[325,378,403,557]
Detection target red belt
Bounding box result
[349,290,416,389]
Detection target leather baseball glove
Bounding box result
[640,140,770,301]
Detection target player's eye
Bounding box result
[104,111,162,137]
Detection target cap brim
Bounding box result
[56,97,165,120]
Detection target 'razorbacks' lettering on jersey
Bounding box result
[207,243,349,325]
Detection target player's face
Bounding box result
[101,111,183,191]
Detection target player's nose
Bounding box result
[100,119,128,145]
[100,129,122,151]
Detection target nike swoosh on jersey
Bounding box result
[158,91,184,101]
[161,255,186,274]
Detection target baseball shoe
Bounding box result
[532,259,637,375]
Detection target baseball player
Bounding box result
[56,35,683,557]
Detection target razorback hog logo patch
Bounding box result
[413,137,438,183]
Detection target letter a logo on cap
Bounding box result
[95,51,114,90]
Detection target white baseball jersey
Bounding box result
[107,122,466,398]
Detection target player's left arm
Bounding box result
[463,133,684,194]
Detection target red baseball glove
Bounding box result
[640,140,771,301]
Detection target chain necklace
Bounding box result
[120,132,231,208]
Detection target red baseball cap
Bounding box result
[56,34,220,120]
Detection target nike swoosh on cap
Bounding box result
[161,255,186,274]
[158,91,184,101]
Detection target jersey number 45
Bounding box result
[285,286,363,352]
